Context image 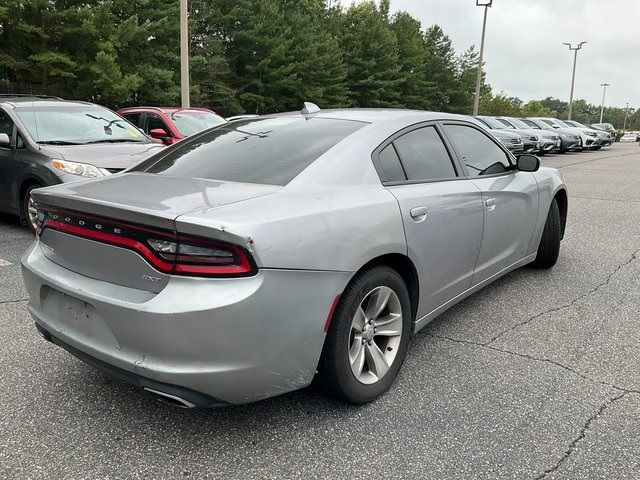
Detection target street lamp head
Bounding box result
[476,0,493,6]
[563,41,587,50]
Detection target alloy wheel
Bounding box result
[348,286,403,384]
[26,195,38,232]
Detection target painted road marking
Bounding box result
[0,259,12,267]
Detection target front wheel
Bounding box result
[316,266,411,404]
[22,184,41,233]
[531,198,561,268]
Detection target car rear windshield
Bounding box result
[131,116,366,185]
[169,111,227,136]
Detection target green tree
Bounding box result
[452,45,491,114]
[284,0,350,108]
[521,100,554,117]
[422,25,459,112]
[390,11,436,110]
[338,1,403,108]
[479,93,522,116]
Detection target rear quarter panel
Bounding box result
[175,185,407,273]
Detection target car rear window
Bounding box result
[132,116,366,185]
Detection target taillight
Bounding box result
[37,207,257,277]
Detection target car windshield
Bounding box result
[541,119,560,128]
[520,119,541,129]
[566,120,586,128]
[132,116,366,186]
[495,118,515,128]
[169,110,227,136]
[478,116,507,129]
[555,119,575,128]
[15,105,147,144]
[503,117,531,129]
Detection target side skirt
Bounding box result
[412,253,538,334]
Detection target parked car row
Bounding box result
[471,115,614,155]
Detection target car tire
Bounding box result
[316,266,412,404]
[531,198,561,269]
[22,184,41,233]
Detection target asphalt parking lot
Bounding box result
[1,144,639,479]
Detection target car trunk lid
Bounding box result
[32,173,278,292]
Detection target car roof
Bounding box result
[118,106,215,114]
[0,95,95,108]
[260,108,471,124]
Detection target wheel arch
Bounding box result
[554,188,568,239]
[18,177,46,222]
[351,253,419,325]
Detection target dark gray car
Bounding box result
[0,95,165,231]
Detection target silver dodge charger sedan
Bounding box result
[21,106,568,408]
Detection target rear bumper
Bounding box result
[35,324,227,408]
[21,241,349,405]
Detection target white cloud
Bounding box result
[351,0,639,108]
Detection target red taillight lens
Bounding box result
[38,207,257,278]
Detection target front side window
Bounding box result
[132,116,366,186]
[443,124,512,177]
[15,105,146,144]
[146,114,171,136]
[0,108,14,139]
[122,112,142,127]
[392,126,457,181]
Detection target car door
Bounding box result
[441,122,539,284]
[0,108,18,213]
[374,123,484,319]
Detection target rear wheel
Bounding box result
[22,184,41,233]
[531,198,561,268]
[317,266,411,403]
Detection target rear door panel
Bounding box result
[389,182,484,318]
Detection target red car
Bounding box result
[117,106,227,145]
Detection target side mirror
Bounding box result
[517,154,540,172]
[0,133,10,147]
[149,128,168,139]
[552,125,559,129]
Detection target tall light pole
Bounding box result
[623,102,629,131]
[599,83,610,123]
[180,0,190,108]
[473,0,492,116]
[563,41,586,120]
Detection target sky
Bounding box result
[354,0,639,108]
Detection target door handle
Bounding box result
[485,198,496,211]
[410,206,428,222]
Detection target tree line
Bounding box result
[1,0,637,129]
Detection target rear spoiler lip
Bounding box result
[32,189,182,232]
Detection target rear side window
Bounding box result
[132,117,366,186]
[377,144,406,182]
[393,126,457,181]
[443,124,511,177]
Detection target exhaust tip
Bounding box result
[143,387,197,409]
